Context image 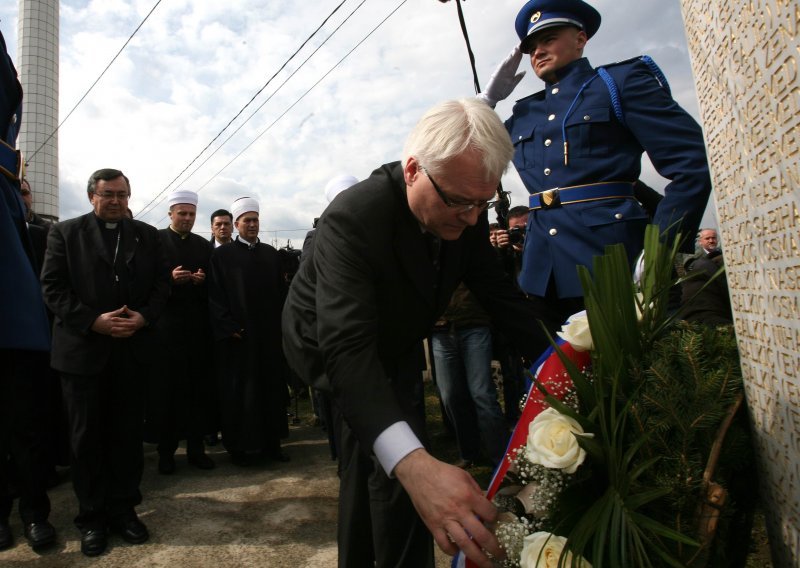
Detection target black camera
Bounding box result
[508,226,526,245]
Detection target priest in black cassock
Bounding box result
[208,197,289,466]
[150,190,216,474]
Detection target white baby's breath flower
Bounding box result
[524,408,592,474]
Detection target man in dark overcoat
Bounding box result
[208,197,289,466]
[40,168,169,556]
[150,189,215,474]
[282,98,558,568]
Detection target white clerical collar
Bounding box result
[236,235,259,249]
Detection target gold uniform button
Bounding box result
[551,87,559,95]
[548,114,556,121]
[544,139,552,147]
[544,168,551,175]
[615,213,623,219]
[549,228,558,236]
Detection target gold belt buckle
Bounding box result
[540,188,561,209]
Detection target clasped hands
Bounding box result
[91,305,146,338]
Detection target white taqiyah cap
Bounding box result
[167,189,198,208]
[231,196,259,222]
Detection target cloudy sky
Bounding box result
[0,0,716,247]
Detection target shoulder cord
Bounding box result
[560,55,669,166]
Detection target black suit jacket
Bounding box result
[282,162,555,451]
[41,212,170,375]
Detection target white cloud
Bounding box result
[0,0,717,246]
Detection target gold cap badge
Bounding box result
[531,11,541,24]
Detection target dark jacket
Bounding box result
[680,251,732,325]
[41,213,170,374]
[282,162,557,450]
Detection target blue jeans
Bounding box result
[432,326,508,465]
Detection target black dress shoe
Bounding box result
[158,453,176,475]
[264,449,290,463]
[24,520,56,550]
[110,514,149,544]
[187,452,216,470]
[0,520,12,550]
[80,528,108,557]
[230,451,254,467]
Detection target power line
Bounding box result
[26,0,164,165]
[143,0,370,226]
[193,1,409,199]
[134,0,351,221]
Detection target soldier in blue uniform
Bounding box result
[0,29,57,551]
[480,0,712,326]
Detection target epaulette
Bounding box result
[600,55,670,95]
[515,89,546,104]
[599,55,645,69]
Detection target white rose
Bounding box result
[556,310,593,352]
[524,408,591,474]
[519,532,591,568]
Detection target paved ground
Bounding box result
[1,421,340,568]
[1,419,457,568]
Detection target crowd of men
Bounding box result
[2,0,722,566]
[2,164,293,556]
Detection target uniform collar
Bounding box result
[547,57,594,88]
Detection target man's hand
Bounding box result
[91,307,126,335]
[477,46,525,109]
[171,265,192,285]
[91,306,147,338]
[494,229,510,249]
[394,449,502,567]
[190,268,206,285]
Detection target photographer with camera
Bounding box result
[488,205,529,424]
[490,205,528,278]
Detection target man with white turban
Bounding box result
[208,197,289,465]
[149,190,216,475]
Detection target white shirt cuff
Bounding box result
[373,421,423,477]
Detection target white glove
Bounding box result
[477,46,526,108]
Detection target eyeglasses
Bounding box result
[94,191,130,201]
[420,167,497,213]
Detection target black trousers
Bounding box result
[61,342,145,530]
[336,414,434,568]
[152,344,212,458]
[0,349,51,524]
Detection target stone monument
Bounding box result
[680,1,799,565]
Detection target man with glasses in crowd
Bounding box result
[41,169,169,556]
[283,98,557,568]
